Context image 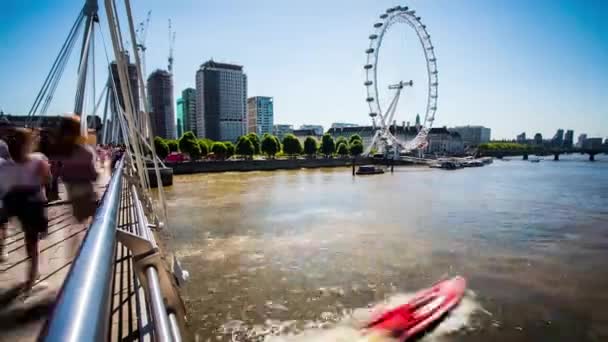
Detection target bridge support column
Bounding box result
[553,153,560,161]
[523,153,528,160]
[589,153,596,162]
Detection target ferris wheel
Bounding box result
[364,5,438,155]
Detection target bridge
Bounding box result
[477,147,608,161]
[1,0,187,340]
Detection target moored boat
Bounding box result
[356,165,385,175]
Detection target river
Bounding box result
[162,155,608,342]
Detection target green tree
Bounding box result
[179,131,201,159]
[166,139,179,152]
[247,133,261,155]
[282,134,302,157]
[261,134,279,158]
[236,136,255,158]
[320,134,336,158]
[349,140,364,157]
[303,136,318,158]
[197,139,209,157]
[224,141,235,158]
[153,137,170,159]
[337,142,349,157]
[349,134,362,145]
[336,136,348,147]
[273,135,282,153]
[211,142,227,159]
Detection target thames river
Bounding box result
[162,155,608,342]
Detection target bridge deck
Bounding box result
[0,167,149,341]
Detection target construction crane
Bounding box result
[136,10,151,76]
[168,19,176,73]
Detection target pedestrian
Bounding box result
[0,137,12,262]
[2,128,50,290]
[55,116,98,223]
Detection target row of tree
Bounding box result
[154,131,365,160]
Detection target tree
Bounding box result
[247,133,261,155]
[337,142,349,157]
[153,137,170,159]
[336,136,348,148]
[166,139,179,152]
[350,140,364,157]
[320,134,336,158]
[273,135,282,154]
[224,141,235,158]
[197,139,209,157]
[211,142,227,159]
[235,136,255,159]
[282,134,302,157]
[261,134,279,158]
[303,136,318,158]
[349,134,362,145]
[179,131,201,159]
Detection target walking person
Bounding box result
[55,116,98,223]
[3,128,50,290]
[0,138,12,262]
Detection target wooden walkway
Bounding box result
[0,167,151,341]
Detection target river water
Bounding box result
[162,155,608,342]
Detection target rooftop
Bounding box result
[200,60,243,71]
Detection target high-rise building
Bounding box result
[563,130,574,148]
[109,53,140,115]
[181,88,198,136]
[583,138,603,149]
[300,124,324,136]
[147,69,176,139]
[273,124,294,140]
[551,129,564,147]
[576,134,587,148]
[176,97,184,138]
[449,126,491,147]
[534,133,543,145]
[516,132,526,143]
[196,60,247,141]
[247,96,274,135]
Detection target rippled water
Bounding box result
[162,155,608,341]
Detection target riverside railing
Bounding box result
[43,158,186,341]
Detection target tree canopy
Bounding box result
[349,140,364,156]
[247,133,261,155]
[211,142,227,159]
[224,141,235,158]
[197,139,209,157]
[349,134,362,145]
[337,142,349,156]
[303,136,318,157]
[282,134,302,156]
[261,134,279,158]
[336,136,348,148]
[153,137,170,159]
[179,131,201,159]
[236,136,255,158]
[166,139,179,152]
[320,134,336,157]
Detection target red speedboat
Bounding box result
[366,276,466,340]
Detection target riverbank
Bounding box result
[167,157,376,174]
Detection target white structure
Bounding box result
[449,126,491,147]
[196,60,247,141]
[576,134,587,148]
[331,123,359,129]
[425,127,464,155]
[273,124,293,139]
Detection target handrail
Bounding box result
[43,158,124,342]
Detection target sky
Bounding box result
[0,0,607,140]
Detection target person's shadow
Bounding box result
[0,282,55,333]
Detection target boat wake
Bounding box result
[217,290,482,342]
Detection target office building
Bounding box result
[109,52,140,115]
[196,60,247,141]
[147,69,176,139]
[299,124,324,136]
[426,127,464,155]
[273,124,294,140]
[176,98,184,138]
[583,138,603,149]
[247,96,274,135]
[534,133,543,145]
[331,123,359,129]
[516,132,526,144]
[551,129,564,147]
[180,88,198,136]
[563,130,574,148]
[449,126,491,147]
[576,134,587,148]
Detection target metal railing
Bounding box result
[43,158,124,342]
[42,158,185,341]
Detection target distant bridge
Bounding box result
[477,147,608,161]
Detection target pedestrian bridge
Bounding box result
[0,159,186,341]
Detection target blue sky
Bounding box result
[0,0,606,139]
